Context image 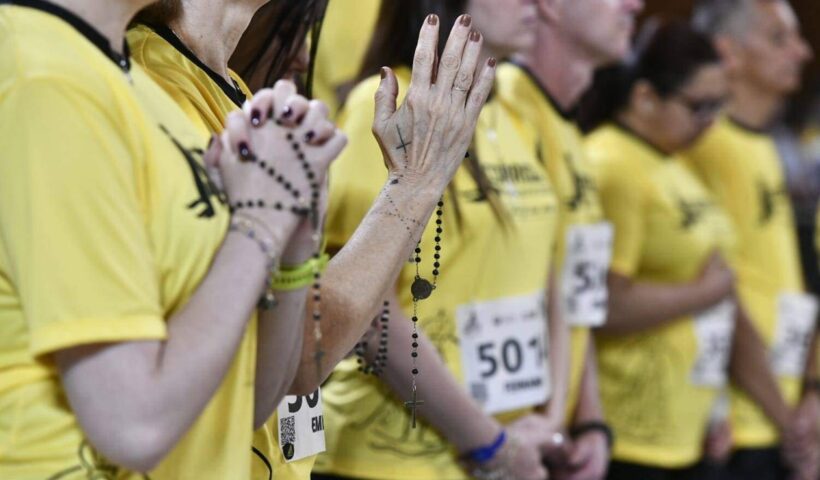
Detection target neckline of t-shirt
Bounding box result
[612,121,675,161]
[145,23,246,108]
[727,115,771,137]
[1,0,131,73]
[507,60,579,122]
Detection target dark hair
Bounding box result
[578,18,721,132]
[358,0,467,81]
[134,0,182,25]
[229,0,329,94]
[358,0,507,227]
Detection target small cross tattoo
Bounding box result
[396,126,412,154]
[404,389,425,428]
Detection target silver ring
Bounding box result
[453,85,469,92]
[551,432,565,446]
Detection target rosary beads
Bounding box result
[229,132,325,381]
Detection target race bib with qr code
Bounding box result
[561,223,613,327]
[276,388,325,462]
[457,292,550,415]
[691,300,736,388]
[770,292,818,378]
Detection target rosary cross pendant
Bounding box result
[404,389,425,428]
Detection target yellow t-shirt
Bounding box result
[314,68,558,479]
[685,117,806,449]
[588,124,736,468]
[0,2,256,479]
[313,0,380,116]
[128,24,315,480]
[497,62,608,421]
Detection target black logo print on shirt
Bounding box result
[677,198,713,229]
[160,125,227,218]
[564,153,595,211]
[758,179,788,225]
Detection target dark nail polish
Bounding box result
[207,134,216,149]
[488,57,497,68]
[305,131,316,142]
[250,109,262,127]
[427,14,437,25]
[460,14,472,27]
[238,142,253,161]
[380,67,387,79]
[470,30,480,42]
[282,106,293,119]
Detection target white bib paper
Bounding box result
[457,292,550,414]
[691,300,736,388]
[276,388,325,462]
[561,223,614,327]
[771,293,818,378]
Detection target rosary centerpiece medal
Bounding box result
[411,277,434,300]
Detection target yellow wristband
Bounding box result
[271,252,329,291]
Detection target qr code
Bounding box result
[470,383,488,404]
[280,415,296,445]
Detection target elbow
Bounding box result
[598,307,630,335]
[288,374,320,397]
[88,421,174,473]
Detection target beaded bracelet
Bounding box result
[271,252,330,291]
[229,215,280,309]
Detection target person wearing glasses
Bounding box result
[583,20,797,480]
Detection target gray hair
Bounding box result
[691,0,774,38]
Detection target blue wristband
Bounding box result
[465,431,507,464]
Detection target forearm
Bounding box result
[573,337,605,424]
[57,232,280,471]
[254,270,310,426]
[543,270,570,425]
[287,179,441,395]
[602,272,725,334]
[367,290,503,454]
[729,302,791,431]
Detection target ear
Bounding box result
[713,35,743,73]
[536,0,561,23]
[630,80,659,115]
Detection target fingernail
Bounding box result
[460,14,472,27]
[281,106,293,119]
[427,14,437,25]
[238,142,253,161]
[250,109,262,127]
[470,30,480,42]
[207,134,216,149]
[380,67,387,79]
[488,57,497,67]
[305,131,316,142]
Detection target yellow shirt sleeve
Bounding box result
[595,156,646,277]
[0,79,166,357]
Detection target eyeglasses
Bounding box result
[671,93,726,121]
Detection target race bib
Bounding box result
[691,300,736,388]
[771,293,818,378]
[457,292,550,414]
[561,223,613,327]
[277,388,325,462]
